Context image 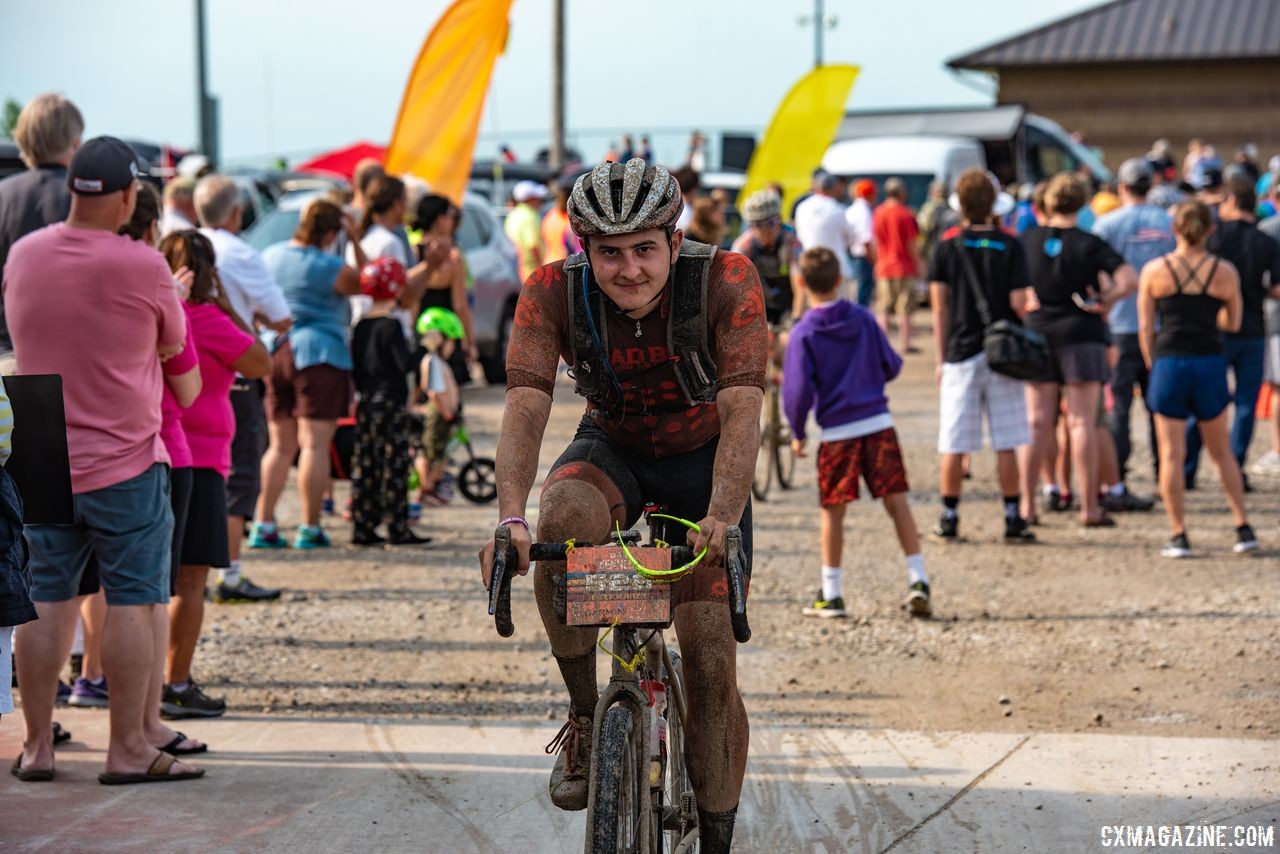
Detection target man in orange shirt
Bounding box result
[873,177,922,354]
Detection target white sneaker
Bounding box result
[1249,450,1280,476]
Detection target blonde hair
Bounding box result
[14,93,84,167]
[1044,173,1088,216]
[194,174,241,228]
[164,176,196,204]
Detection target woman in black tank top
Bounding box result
[1136,201,1257,558]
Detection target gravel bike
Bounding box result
[488,510,750,854]
[752,323,796,502]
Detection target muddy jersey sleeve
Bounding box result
[707,250,768,391]
[505,261,571,396]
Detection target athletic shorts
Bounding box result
[266,340,351,422]
[543,419,752,610]
[877,277,915,315]
[1264,335,1280,385]
[422,404,454,464]
[938,352,1030,454]
[1042,340,1110,385]
[1148,354,1231,421]
[227,382,266,519]
[817,428,909,507]
[179,468,230,569]
[26,464,173,606]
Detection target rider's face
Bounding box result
[586,228,682,315]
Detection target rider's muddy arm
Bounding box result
[496,387,553,519]
[706,385,764,528]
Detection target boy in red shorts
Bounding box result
[783,247,931,618]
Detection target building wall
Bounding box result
[994,61,1280,172]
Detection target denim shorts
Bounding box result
[1148,354,1231,421]
[25,463,174,606]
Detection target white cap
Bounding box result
[512,180,548,202]
[176,153,210,179]
[949,171,1015,218]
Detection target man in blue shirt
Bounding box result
[1094,158,1175,510]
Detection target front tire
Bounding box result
[751,406,773,502]
[591,705,643,853]
[457,458,497,504]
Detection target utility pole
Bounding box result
[194,0,218,165]
[798,0,838,69]
[550,0,565,170]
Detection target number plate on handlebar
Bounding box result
[565,547,673,628]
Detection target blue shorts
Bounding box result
[1148,354,1231,421]
[25,464,174,606]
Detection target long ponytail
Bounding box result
[360,175,406,239]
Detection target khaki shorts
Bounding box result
[878,277,916,314]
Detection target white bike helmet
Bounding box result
[567,158,684,237]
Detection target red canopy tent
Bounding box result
[294,141,387,181]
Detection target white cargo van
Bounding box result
[820,105,1111,207]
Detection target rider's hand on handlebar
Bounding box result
[791,437,807,458]
[479,522,532,590]
[689,515,730,566]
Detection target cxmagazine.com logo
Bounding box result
[1101,824,1276,849]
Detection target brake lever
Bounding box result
[723,527,751,643]
[488,525,515,637]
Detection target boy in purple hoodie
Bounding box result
[783,248,931,618]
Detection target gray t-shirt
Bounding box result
[1255,215,1280,336]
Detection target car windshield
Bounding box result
[841,174,935,209]
[245,207,302,252]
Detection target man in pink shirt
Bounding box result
[4,137,203,784]
[873,177,923,354]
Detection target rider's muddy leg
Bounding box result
[674,600,748,816]
[535,475,617,713]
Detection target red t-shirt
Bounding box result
[506,251,768,457]
[872,199,920,279]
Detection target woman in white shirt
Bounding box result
[346,175,424,325]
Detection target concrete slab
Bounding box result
[2,710,1276,852]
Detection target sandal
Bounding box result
[52,722,71,746]
[98,751,205,786]
[159,731,208,756]
[11,754,54,782]
[1082,514,1117,528]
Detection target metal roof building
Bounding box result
[949,0,1280,169]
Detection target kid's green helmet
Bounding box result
[416,307,465,340]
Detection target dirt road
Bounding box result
[191,334,1279,741]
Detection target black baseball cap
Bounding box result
[67,136,140,196]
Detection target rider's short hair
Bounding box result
[799,247,840,295]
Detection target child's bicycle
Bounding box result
[439,417,497,505]
[488,507,750,854]
[329,415,497,505]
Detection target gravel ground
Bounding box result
[195,328,1280,742]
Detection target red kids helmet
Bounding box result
[360,257,406,300]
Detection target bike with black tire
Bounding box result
[488,513,751,854]
[752,324,795,502]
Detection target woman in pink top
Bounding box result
[159,231,271,718]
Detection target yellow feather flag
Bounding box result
[385,0,515,204]
[741,65,860,219]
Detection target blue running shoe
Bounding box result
[292,526,331,550]
[68,676,109,708]
[248,523,287,549]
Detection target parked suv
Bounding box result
[244,188,521,383]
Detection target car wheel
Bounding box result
[482,302,515,385]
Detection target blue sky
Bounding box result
[1,0,1100,166]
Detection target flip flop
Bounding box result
[97,751,205,786]
[159,732,208,756]
[52,722,71,746]
[11,755,54,782]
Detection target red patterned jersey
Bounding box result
[507,251,768,457]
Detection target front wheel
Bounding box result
[457,457,498,504]
[591,705,644,853]
[775,422,796,490]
